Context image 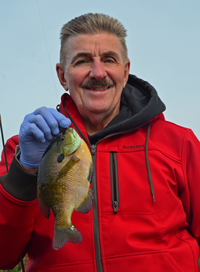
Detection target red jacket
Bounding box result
[1,76,200,271]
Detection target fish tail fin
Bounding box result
[53,224,82,250]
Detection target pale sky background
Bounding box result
[0,0,200,152]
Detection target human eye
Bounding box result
[104,56,116,64]
[75,59,88,65]
[105,59,114,63]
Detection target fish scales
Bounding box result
[37,128,93,250]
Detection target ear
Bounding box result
[123,59,130,87]
[56,63,68,91]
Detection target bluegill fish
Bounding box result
[37,128,93,250]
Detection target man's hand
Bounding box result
[19,107,71,169]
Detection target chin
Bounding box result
[83,101,107,111]
[88,109,107,115]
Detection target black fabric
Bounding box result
[0,74,166,199]
[89,74,166,144]
[0,156,37,201]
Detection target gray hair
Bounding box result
[59,13,128,65]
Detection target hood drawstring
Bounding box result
[145,122,155,202]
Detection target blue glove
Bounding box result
[19,107,71,168]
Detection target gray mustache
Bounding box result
[81,78,114,89]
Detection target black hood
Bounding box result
[89,74,166,144]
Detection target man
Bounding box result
[0,13,200,272]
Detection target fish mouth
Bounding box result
[58,127,68,135]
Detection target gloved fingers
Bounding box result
[18,107,71,167]
[48,108,71,129]
[33,107,71,136]
[19,107,71,144]
[24,116,53,143]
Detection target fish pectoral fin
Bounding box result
[75,189,93,214]
[56,155,80,181]
[37,190,51,219]
[53,224,82,250]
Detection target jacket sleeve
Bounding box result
[0,135,19,175]
[0,136,38,269]
[180,129,200,246]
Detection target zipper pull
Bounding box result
[91,145,96,155]
[113,201,119,213]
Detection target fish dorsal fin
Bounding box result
[56,155,80,181]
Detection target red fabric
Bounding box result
[0,135,19,175]
[0,94,200,271]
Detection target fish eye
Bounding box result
[60,137,65,141]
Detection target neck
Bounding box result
[83,116,109,135]
[83,110,119,135]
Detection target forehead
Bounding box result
[64,33,123,63]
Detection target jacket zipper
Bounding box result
[91,145,103,272]
[110,152,119,213]
[63,102,103,271]
[62,98,152,271]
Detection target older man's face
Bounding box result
[56,33,130,132]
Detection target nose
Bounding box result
[89,59,107,80]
